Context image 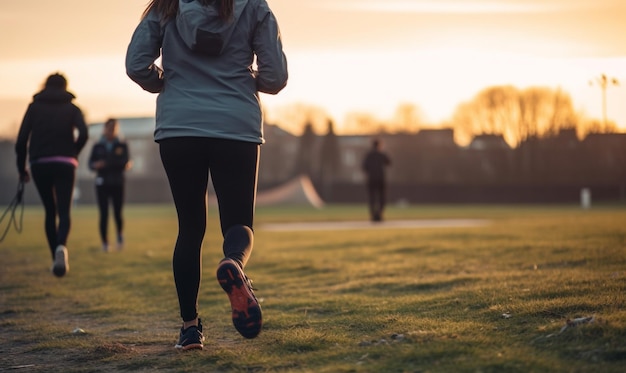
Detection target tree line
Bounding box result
[270,84,620,146]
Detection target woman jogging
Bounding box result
[126,0,288,349]
[88,118,130,252]
[15,72,88,277]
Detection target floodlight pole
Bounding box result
[592,74,619,126]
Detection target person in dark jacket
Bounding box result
[88,118,130,252]
[126,0,288,349]
[15,72,88,277]
[362,138,391,222]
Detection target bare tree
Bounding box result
[272,103,331,135]
[293,122,317,177]
[546,88,578,136]
[452,86,519,146]
[518,87,578,141]
[343,111,388,134]
[580,118,619,136]
[452,101,481,146]
[454,85,581,146]
[319,120,340,199]
[477,86,519,142]
[391,103,423,133]
[517,87,544,141]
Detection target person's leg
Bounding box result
[209,139,258,268]
[378,181,387,221]
[95,185,109,248]
[371,182,382,221]
[159,137,209,324]
[210,139,262,339]
[53,163,75,247]
[111,185,124,248]
[30,164,57,259]
[222,225,254,268]
[49,163,74,277]
[367,180,377,221]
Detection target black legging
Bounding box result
[30,162,76,259]
[159,137,259,322]
[95,184,124,245]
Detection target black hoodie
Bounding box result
[15,88,88,176]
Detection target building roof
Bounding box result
[88,117,155,139]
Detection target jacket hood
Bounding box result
[33,88,76,103]
[177,0,250,56]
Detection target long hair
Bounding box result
[216,0,234,21]
[142,0,178,21]
[142,0,234,21]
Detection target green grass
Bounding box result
[1,203,625,372]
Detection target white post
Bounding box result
[580,188,591,209]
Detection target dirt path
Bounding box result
[259,218,489,232]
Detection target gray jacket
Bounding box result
[125,0,288,144]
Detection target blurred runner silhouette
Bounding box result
[88,118,131,252]
[15,72,88,277]
[362,138,391,222]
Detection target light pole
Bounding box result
[590,74,619,126]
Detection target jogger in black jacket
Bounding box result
[15,72,88,277]
[88,118,131,252]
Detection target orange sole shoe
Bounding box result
[216,259,262,339]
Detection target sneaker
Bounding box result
[116,235,124,251]
[174,319,204,350]
[52,245,69,277]
[102,243,109,253]
[216,259,262,339]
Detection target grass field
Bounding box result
[1,203,625,372]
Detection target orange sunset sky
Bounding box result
[0,0,625,138]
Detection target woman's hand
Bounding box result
[20,171,30,183]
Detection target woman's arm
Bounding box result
[253,3,288,95]
[125,10,165,93]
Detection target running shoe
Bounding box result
[116,234,124,251]
[175,319,204,350]
[216,258,262,339]
[52,245,69,277]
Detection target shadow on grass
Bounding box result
[337,277,479,295]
